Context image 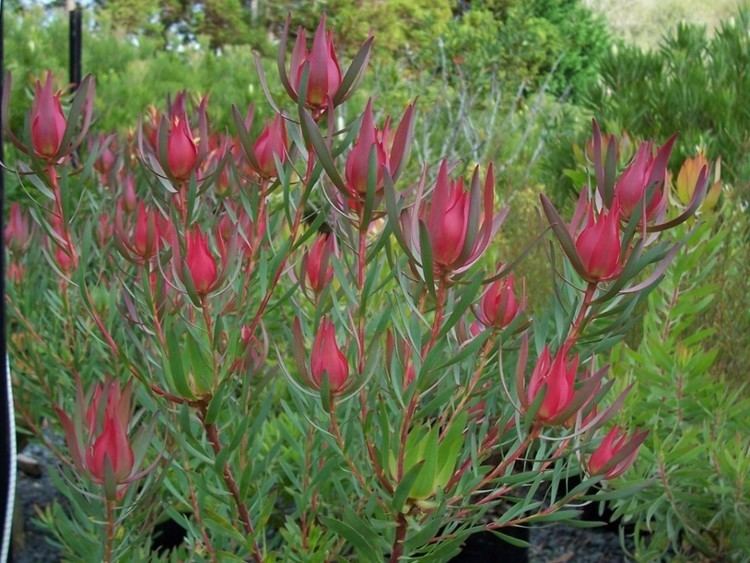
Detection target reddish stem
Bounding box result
[567,282,597,344]
[198,407,264,562]
[389,513,408,563]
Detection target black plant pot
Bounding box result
[450,527,529,563]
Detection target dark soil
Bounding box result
[10,440,64,563]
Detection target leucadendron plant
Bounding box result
[3,16,709,562]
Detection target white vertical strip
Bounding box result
[0,358,15,562]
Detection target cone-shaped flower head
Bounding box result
[186,228,218,296]
[428,161,471,266]
[310,318,349,392]
[31,72,67,159]
[4,203,31,254]
[589,426,647,479]
[252,113,288,178]
[304,233,335,294]
[345,99,388,196]
[614,142,652,216]
[132,203,158,260]
[575,201,623,283]
[527,345,579,424]
[87,383,134,484]
[292,16,342,109]
[94,133,117,176]
[614,138,673,220]
[167,101,198,180]
[476,275,520,329]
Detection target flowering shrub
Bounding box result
[4,16,708,562]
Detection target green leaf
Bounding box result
[166,323,193,398]
[299,108,347,192]
[319,514,380,563]
[411,426,439,500]
[392,461,425,513]
[436,411,468,488]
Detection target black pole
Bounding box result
[0,0,16,558]
[68,0,82,90]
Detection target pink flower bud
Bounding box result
[614,139,672,220]
[304,233,335,294]
[614,142,652,216]
[4,203,31,254]
[85,403,134,484]
[7,262,25,284]
[132,203,158,260]
[253,113,288,178]
[476,275,520,329]
[345,99,387,195]
[428,161,470,266]
[120,173,138,214]
[527,346,578,424]
[30,72,67,159]
[167,112,198,181]
[186,228,218,296]
[310,318,349,392]
[589,426,646,479]
[292,17,342,109]
[54,245,77,274]
[94,134,117,176]
[575,202,623,282]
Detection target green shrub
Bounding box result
[547,9,750,203]
[608,217,750,561]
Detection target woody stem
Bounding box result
[198,405,263,562]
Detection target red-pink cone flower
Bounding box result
[7,262,25,284]
[614,138,674,220]
[54,245,77,274]
[575,201,623,283]
[114,202,160,264]
[475,275,521,330]
[4,203,31,254]
[56,380,144,498]
[93,133,117,177]
[252,113,288,178]
[303,233,335,295]
[406,161,506,275]
[186,228,218,296]
[86,408,135,485]
[30,72,67,159]
[614,142,651,215]
[132,203,158,260]
[345,99,388,196]
[310,318,349,392]
[429,163,470,266]
[167,109,198,181]
[589,426,648,479]
[119,173,138,213]
[291,17,342,109]
[527,345,579,424]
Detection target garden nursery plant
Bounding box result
[3,15,710,562]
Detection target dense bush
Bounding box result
[609,215,750,560]
[546,8,750,203]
